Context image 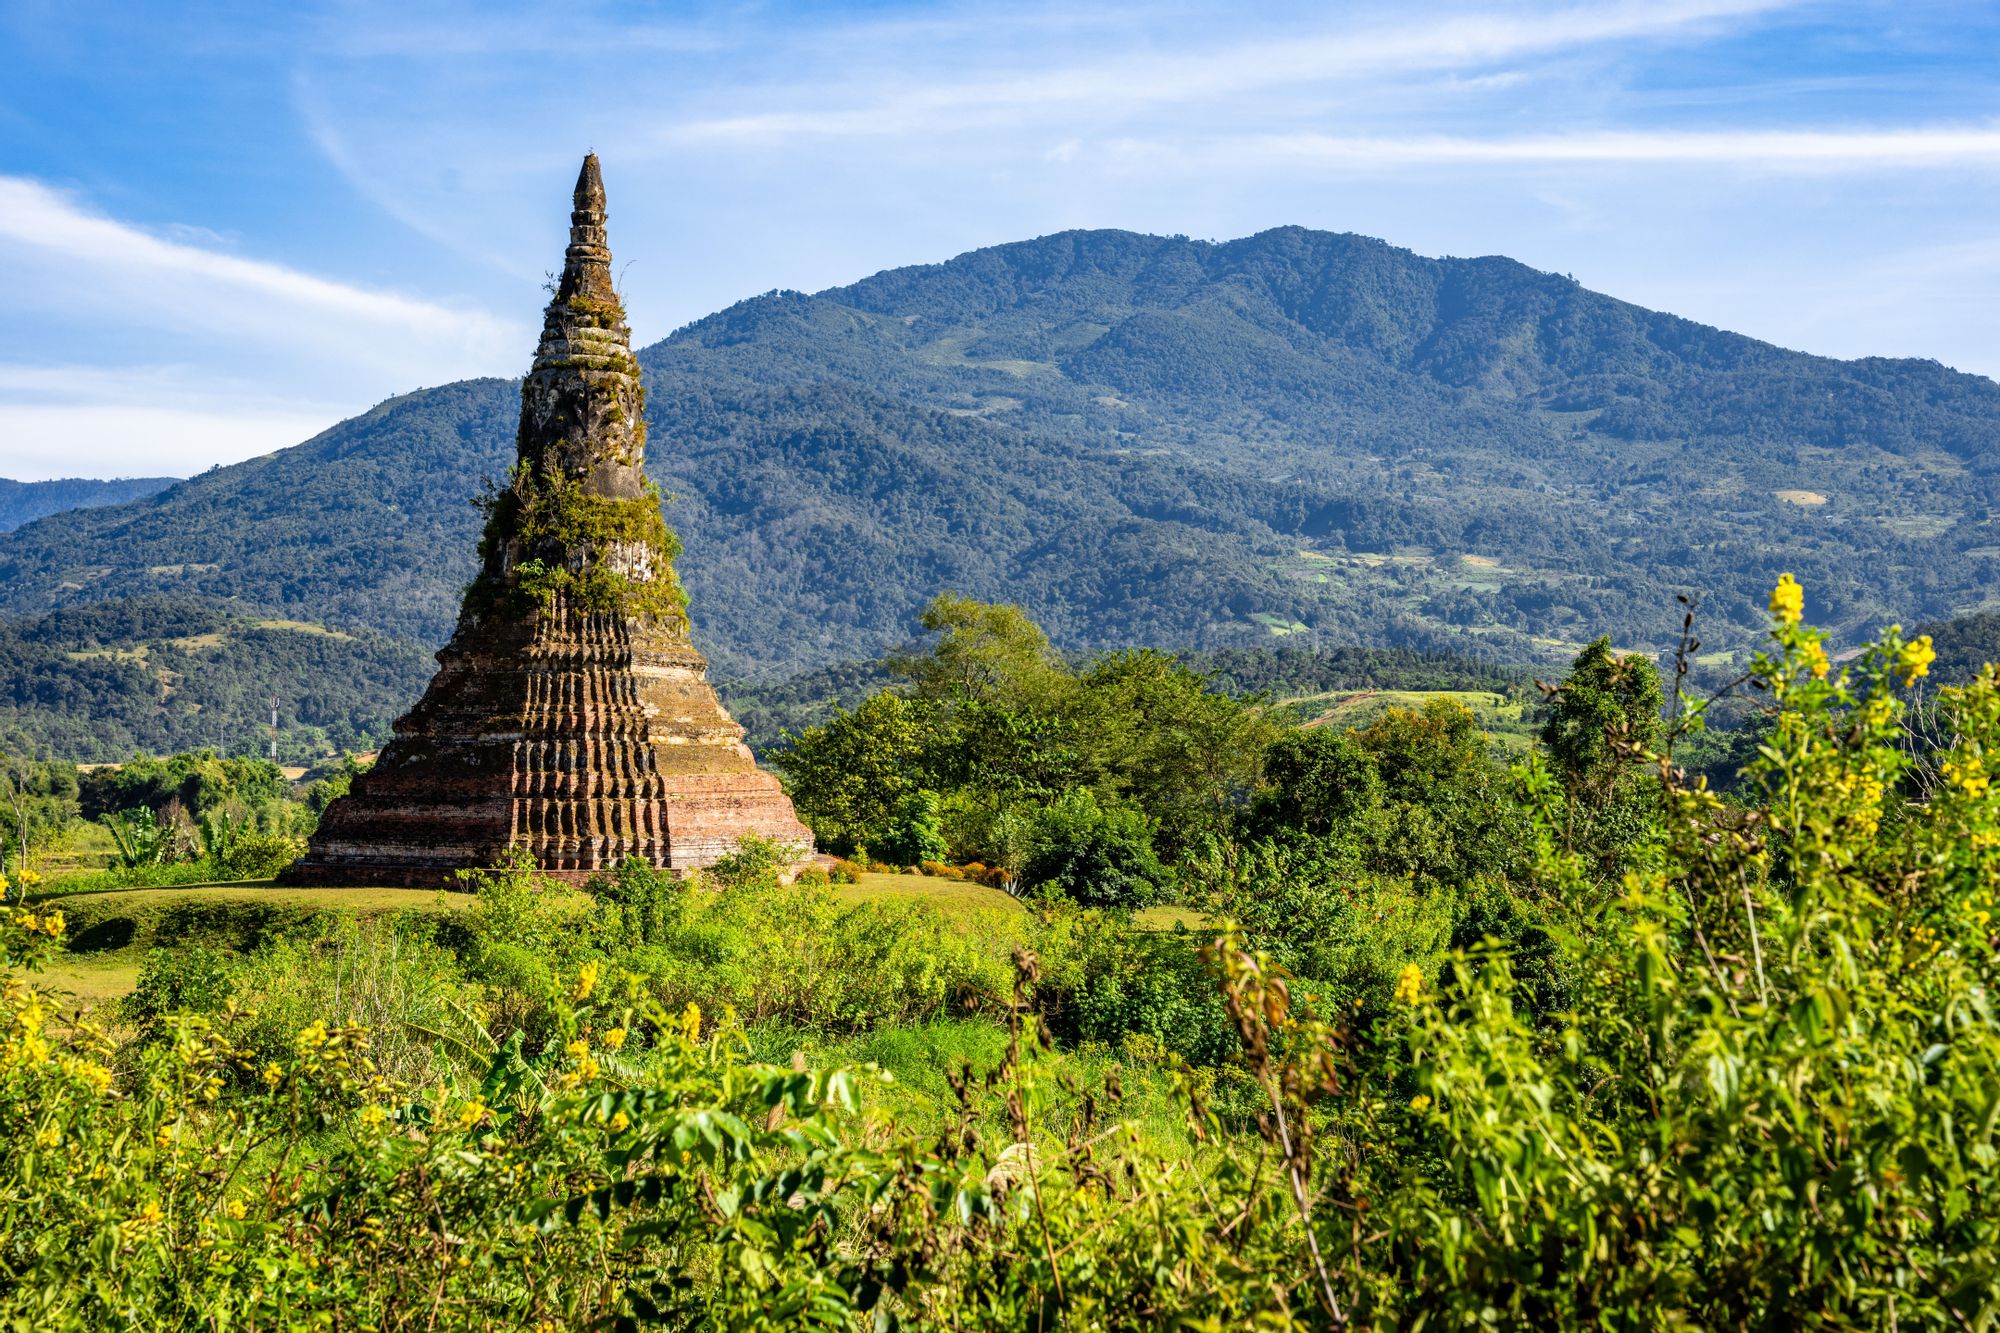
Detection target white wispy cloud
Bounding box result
[1110,124,2000,170]
[0,176,514,342]
[0,177,527,479]
[666,0,1801,142]
[0,402,339,482]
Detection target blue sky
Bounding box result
[2,0,1998,479]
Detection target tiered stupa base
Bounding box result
[286,605,812,887]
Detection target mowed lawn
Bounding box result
[31,873,1209,1007]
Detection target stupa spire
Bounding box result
[557,152,615,305]
[517,152,648,502]
[286,154,814,886]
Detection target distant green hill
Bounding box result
[2,226,1997,676]
[0,476,176,532]
[0,596,431,761]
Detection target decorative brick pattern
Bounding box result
[287,156,812,887]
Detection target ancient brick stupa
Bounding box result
[288,154,812,886]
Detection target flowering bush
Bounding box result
[2,585,1995,1328]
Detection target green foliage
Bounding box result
[0,475,173,533]
[0,596,432,762]
[123,943,234,1042]
[81,749,287,822]
[889,592,1072,710]
[1018,789,1166,909]
[468,466,688,624]
[868,788,948,866]
[1246,696,1531,893]
[303,752,371,820]
[774,691,945,854]
[630,873,1015,1033]
[1252,726,1384,836]
[585,856,686,951]
[7,582,2000,1325]
[1032,911,1237,1065]
[779,598,1271,875]
[0,746,79,874]
[1540,635,1664,790]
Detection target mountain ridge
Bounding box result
[2,223,1995,680]
[0,476,179,533]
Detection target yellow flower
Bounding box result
[17,868,39,887]
[1945,759,1991,798]
[602,1026,627,1051]
[295,1020,329,1052]
[34,1125,61,1149]
[155,1126,175,1149]
[1769,574,1804,627]
[566,1037,590,1060]
[358,1102,390,1131]
[1898,635,1936,686]
[261,1063,284,1088]
[455,1099,489,1131]
[133,1200,164,1226]
[1802,641,1829,680]
[577,1055,601,1082]
[68,1059,113,1092]
[1393,963,1425,1006]
[608,1110,630,1134]
[1408,1094,1432,1113]
[680,1002,702,1040]
[573,961,600,1000]
[225,1199,247,1220]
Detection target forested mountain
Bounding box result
[2,226,1997,679]
[0,476,176,532]
[0,595,430,761]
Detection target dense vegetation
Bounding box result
[5,582,1996,1328]
[0,747,332,891]
[0,476,174,533]
[3,227,1997,679]
[0,596,431,761]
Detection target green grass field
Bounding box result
[35,881,465,1009]
[30,872,1208,1008]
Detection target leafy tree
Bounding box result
[1538,637,1667,867]
[1539,637,1664,795]
[775,692,950,855]
[1249,727,1384,837]
[868,789,949,867]
[1077,648,1274,857]
[1245,697,1529,893]
[0,735,77,887]
[889,593,1075,713]
[1018,789,1165,909]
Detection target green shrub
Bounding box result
[868,788,949,867]
[585,856,685,951]
[609,863,1019,1033]
[1018,789,1165,908]
[122,944,234,1043]
[1034,910,1236,1065]
[229,914,484,1085]
[213,828,306,879]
